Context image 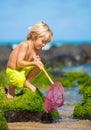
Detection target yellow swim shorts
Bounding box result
[6,66,34,88]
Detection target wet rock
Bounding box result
[0,45,12,69]
[41,112,53,123]
[5,111,43,122]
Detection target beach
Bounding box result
[8,120,91,130]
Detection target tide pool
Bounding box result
[63,64,91,76]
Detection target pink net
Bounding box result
[44,82,64,113]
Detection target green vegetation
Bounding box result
[0,68,91,123]
[73,76,91,120]
[73,98,91,120]
[0,69,90,90]
[0,110,8,130]
[0,69,61,125]
[0,87,44,112]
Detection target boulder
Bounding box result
[41,44,88,66]
[0,45,12,70]
[0,86,60,123]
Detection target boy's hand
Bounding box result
[36,60,44,70]
[33,59,44,70]
[35,56,44,69]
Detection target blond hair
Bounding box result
[27,21,53,43]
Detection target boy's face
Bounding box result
[34,37,47,50]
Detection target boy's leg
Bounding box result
[7,84,16,98]
[24,67,41,92]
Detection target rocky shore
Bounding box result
[0,43,91,69]
[7,81,91,130]
[41,43,91,67]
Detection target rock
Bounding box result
[41,112,53,123]
[1,43,91,69]
[78,43,91,58]
[5,111,43,122]
[41,44,89,67]
[0,45,12,69]
[0,87,60,123]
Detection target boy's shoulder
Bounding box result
[19,40,33,51]
[20,40,29,47]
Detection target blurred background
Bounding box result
[0,1,91,126]
[0,0,91,69]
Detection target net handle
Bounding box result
[42,66,54,84]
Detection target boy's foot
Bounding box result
[24,81,36,92]
[29,84,36,92]
[7,94,16,99]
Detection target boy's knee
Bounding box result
[34,66,41,72]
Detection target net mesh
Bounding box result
[44,82,64,113]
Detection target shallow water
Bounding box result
[56,86,82,120]
[63,64,91,76]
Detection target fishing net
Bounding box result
[44,82,64,113]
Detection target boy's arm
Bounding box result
[16,43,43,69]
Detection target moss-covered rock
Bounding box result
[2,69,91,122]
[79,77,91,94]
[73,75,91,120]
[0,86,60,122]
[64,72,89,84]
[0,110,8,130]
[0,88,44,112]
[59,78,76,87]
[73,78,91,120]
[73,98,91,120]
[83,87,91,100]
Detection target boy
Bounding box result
[6,21,53,98]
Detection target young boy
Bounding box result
[6,21,53,98]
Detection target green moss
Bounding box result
[0,110,8,130]
[64,72,89,84]
[51,109,61,120]
[79,85,85,94]
[56,72,90,88]
[79,78,91,94]
[0,86,60,121]
[1,69,91,122]
[0,88,44,112]
[59,78,76,87]
[73,98,91,120]
[83,87,91,100]
[73,76,91,120]
[83,77,91,86]
[0,70,9,87]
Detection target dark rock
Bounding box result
[41,44,91,67]
[78,43,91,58]
[1,43,91,69]
[0,45,12,70]
[5,111,54,123]
[41,112,53,123]
[5,111,43,122]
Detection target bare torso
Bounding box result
[7,40,41,70]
